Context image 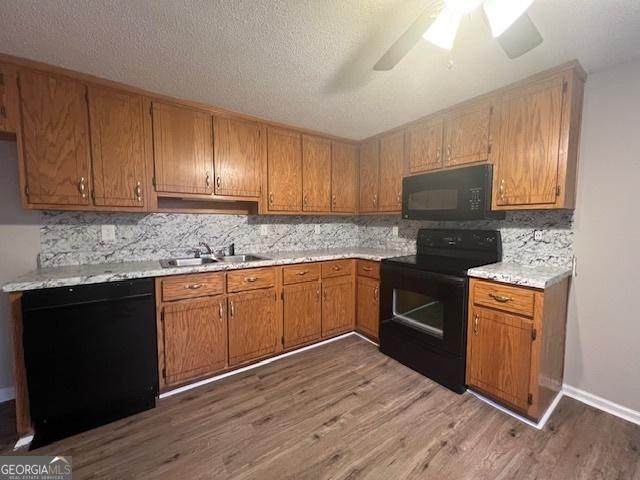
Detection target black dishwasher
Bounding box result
[22,278,158,448]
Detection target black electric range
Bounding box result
[379,229,501,393]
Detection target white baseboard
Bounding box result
[467,389,562,430]
[160,332,356,400]
[0,386,15,403]
[563,384,640,426]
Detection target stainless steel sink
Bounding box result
[216,254,269,263]
[159,257,218,268]
[160,254,269,268]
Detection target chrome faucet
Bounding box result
[198,242,213,256]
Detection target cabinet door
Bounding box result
[228,289,278,366]
[493,76,565,207]
[444,99,494,168]
[283,282,322,349]
[213,116,262,198]
[162,298,227,386]
[358,139,379,213]
[18,69,91,206]
[88,86,146,208]
[266,127,302,211]
[467,306,533,411]
[406,118,444,174]
[302,134,331,212]
[152,102,213,195]
[378,131,404,212]
[356,276,379,340]
[331,141,357,213]
[322,276,355,338]
[0,64,18,133]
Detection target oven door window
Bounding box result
[392,289,444,339]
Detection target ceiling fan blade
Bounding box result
[496,12,543,59]
[422,6,462,51]
[373,1,443,71]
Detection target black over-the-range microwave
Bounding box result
[402,164,505,221]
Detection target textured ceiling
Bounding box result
[1,0,639,140]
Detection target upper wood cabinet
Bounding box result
[228,288,278,366]
[162,297,227,386]
[378,131,404,212]
[358,139,380,213]
[444,99,495,168]
[283,281,322,349]
[18,69,91,206]
[493,69,584,210]
[152,102,213,195]
[88,86,146,208]
[405,117,444,174]
[302,134,331,212]
[0,64,18,134]
[331,141,357,213]
[266,127,302,212]
[213,116,263,198]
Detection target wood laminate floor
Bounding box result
[2,336,639,479]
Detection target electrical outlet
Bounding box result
[392,226,399,237]
[314,225,321,235]
[533,230,543,241]
[101,225,116,242]
[572,256,578,277]
[260,224,270,236]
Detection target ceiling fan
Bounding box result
[374,0,543,71]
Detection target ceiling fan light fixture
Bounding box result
[422,6,462,51]
[483,0,535,37]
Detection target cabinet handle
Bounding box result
[447,144,452,162]
[185,283,203,290]
[374,287,379,300]
[362,267,373,272]
[473,314,479,335]
[216,176,221,188]
[78,177,87,199]
[134,181,143,202]
[373,194,377,206]
[244,276,258,283]
[0,106,6,118]
[436,147,441,161]
[316,288,320,302]
[303,195,308,206]
[499,179,506,201]
[396,192,401,204]
[332,195,336,207]
[297,270,309,276]
[323,289,327,302]
[489,292,513,303]
[332,266,341,271]
[269,192,274,204]
[230,301,235,318]
[206,172,211,188]
[218,302,223,320]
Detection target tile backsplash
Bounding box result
[38,210,573,268]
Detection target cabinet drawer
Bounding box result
[227,267,276,293]
[161,273,225,302]
[472,280,535,317]
[356,260,380,280]
[321,260,354,278]
[283,263,320,285]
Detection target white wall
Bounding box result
[565,58,640,412]
[0,140,41,399]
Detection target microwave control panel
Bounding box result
[468,187,483,210]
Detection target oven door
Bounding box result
[379,262,467,356]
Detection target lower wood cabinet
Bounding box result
[321,276,355,338]
[466,278,570,420]
[228,288,279,366]
[283,281,321,349]
[356,276,379,341]
[161,297,227,386]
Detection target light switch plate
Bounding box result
[314,225,321,235]
[101,225,116,242]
[533,230,543,241]
[392,226,399,236]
